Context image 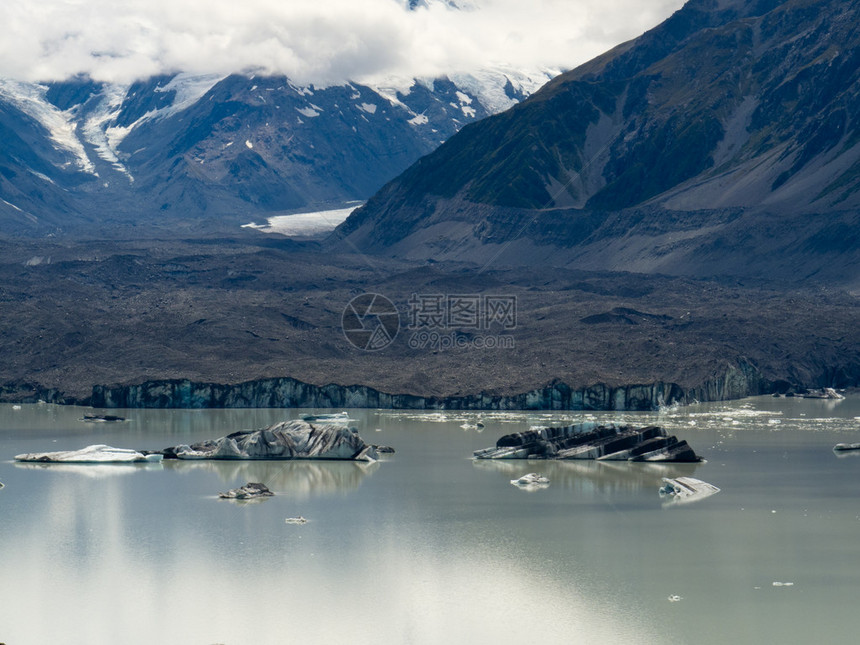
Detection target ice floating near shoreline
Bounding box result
[659,477,720,505]
[14,444,163,464]
[301,411,353,424]
[285,516,308,525]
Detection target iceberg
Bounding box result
[218,482,274,500]
[833,442,860,452]
[14,444,163,464]
[658,477,720,505]
[510,472,550,490]
[159,419,379,461]
[474,423,701,462]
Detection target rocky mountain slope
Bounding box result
[337,0,860,286]
[0,68,551,236]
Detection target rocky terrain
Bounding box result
[0,235,856,408]
[0,0,857,410]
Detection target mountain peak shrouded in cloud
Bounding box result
[0,0,684,85]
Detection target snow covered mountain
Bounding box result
[0,68,554,236]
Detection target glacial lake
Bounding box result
[1,395,860,645]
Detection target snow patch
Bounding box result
[245,140,254,149]
[357,102,378,114]
[455,91,472,105]
[242,204,361,237]
[408,113,429,126]
[296,106,320,118]
[157,73,225,115]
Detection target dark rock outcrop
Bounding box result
[474,423,702,462]
[158,419,379,461]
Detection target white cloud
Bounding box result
[0,0,685,84]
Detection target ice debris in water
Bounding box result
[772,581,794,587]
[668,595,683,602]
[510,473,550,489]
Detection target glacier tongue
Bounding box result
[80,83,133,180]
[0,79,95,174]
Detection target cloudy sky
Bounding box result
[0,0,685,84]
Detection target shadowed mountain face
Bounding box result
[336,0,860,286]
[0,70,548,237]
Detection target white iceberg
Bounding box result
[14,444,163,464]
[510,472,550,490]
[659,476,720,506]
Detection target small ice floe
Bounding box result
[218,482,274,500]
[14,444,162,464]
[300,411,352,424]
[772,581,794,587]
[82,414,126,422]
[833,442,860,453]
[285,516,308,525]
[0,481,4,489]
[12,404,21,410]
[667,595,683,602]
[659,477,720,506]
[510,473,550,490]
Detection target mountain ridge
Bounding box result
[335,0,860,286]
[0,68,553,236]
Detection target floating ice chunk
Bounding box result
[668,595,683,602]
[659,477,720,506]
[14,444,162,463]
[218,482,273,500]
[285,516,308,525]
[833,442,860,452]
[772,581,794,587]
[510,473,550,490]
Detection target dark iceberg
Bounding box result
[218,482,274,500]
[156,419,379,461]
[474,422,701,462]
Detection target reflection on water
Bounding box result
[13,461,165,478]
[473,456,701,497]
[161,458,380,496]
[2,395,860,644]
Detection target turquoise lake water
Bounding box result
[1,395,859,644]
